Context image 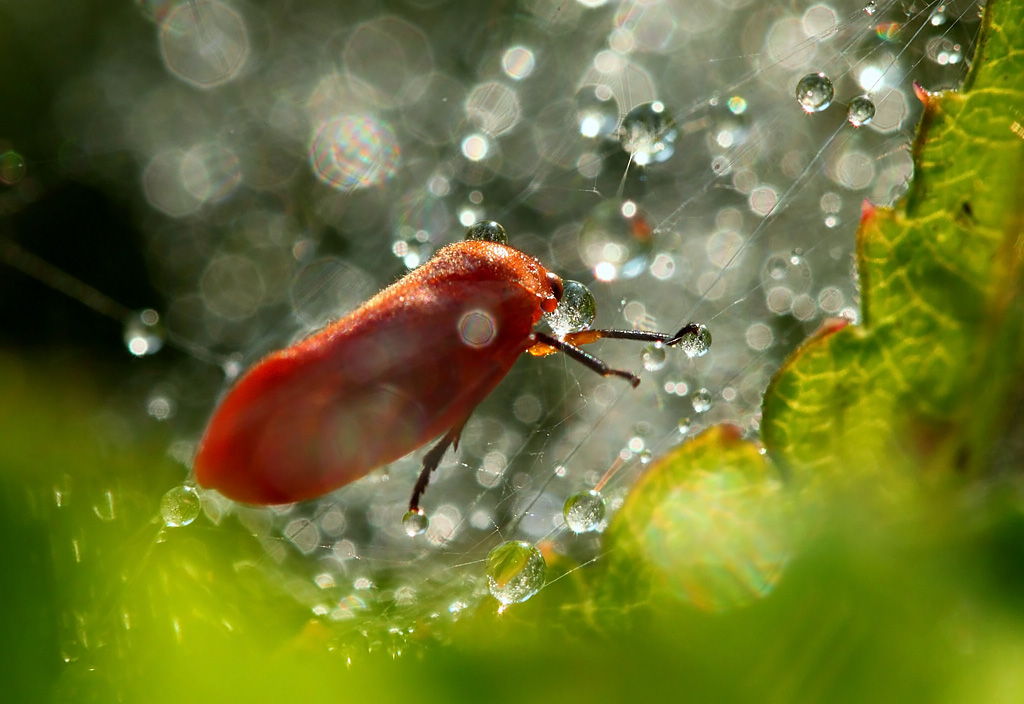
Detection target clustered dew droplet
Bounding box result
[464,220,508,244]
[846,95,876,127]
[563,489,606,533]
[618,101,678,166]
[795,72,834,113]
[676,323,712,358]
[691,388,713,414]
[545,279,596,336]
[160,484,201,527]
[402,509,429,537]
[486,540,546,606]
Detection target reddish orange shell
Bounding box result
[193,240,561,505]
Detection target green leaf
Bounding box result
[597,425,790,614]
[761,0,1024,491]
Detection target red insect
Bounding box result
[193,221,702,512]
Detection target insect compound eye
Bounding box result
[464,220,508,244]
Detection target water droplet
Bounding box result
[160,485,201,527]
[795,72,834,113]
[618,101,677,166]
[691,388,712,414]
[847,96,876,127]
[563,490,606,533]
[790,248,804,265]
[864,1,877,14]
[641,343,667,371]
[486,540,546,606]
[464,220,508,244]
[0,150,27,185]
[677,417,692,435]
[675,323,712,358]
[578,200,654,281]
[545,280,596,335]
[402,509,428,537]
[123,309,165,357]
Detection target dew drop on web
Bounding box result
[795,72,834,113]
[486,540,546,606]
[677,323,712,359]
[677,417,692,436]
[402,509,428,537]
[160,484,201,528]
[846,95,876,127]
[691,388,713,414]
[545,280,596,336]
[618,101,677,166]
[563,489,606,533]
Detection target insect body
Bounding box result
[193,222,703,512]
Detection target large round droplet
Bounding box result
[545,280,596,336]
[486,540,546,606]
[578,200,654,281]
[795,72,834,113]
[123,309,165,357]
[618,101,677,165]
[846,96,876,127]
[563,490,606,533]
[676,323,712,358]
[160,485,201,527]
[402,509,428,537]
[464,220,508,244]
[691,388,712,414]
[641,344,667,371]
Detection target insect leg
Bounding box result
[561,322,704,347]
[409,422,466,513]
[531,332,640,388]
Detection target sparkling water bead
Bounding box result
[486,540,546,606]
[691,388,712,414]
[677,323,712,358]
[846,96,876,127]
[160,485,201,527]
[402,509,428,537]
[618,101,677,166]
[641,343,667,371]
[545,280,596,336]
[795,72,834,113]
[563,490,606,533]
[464,220,508,244]
[677,417,692,435]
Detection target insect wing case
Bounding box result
[194,241,557,505]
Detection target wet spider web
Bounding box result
[0,0,984,657]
